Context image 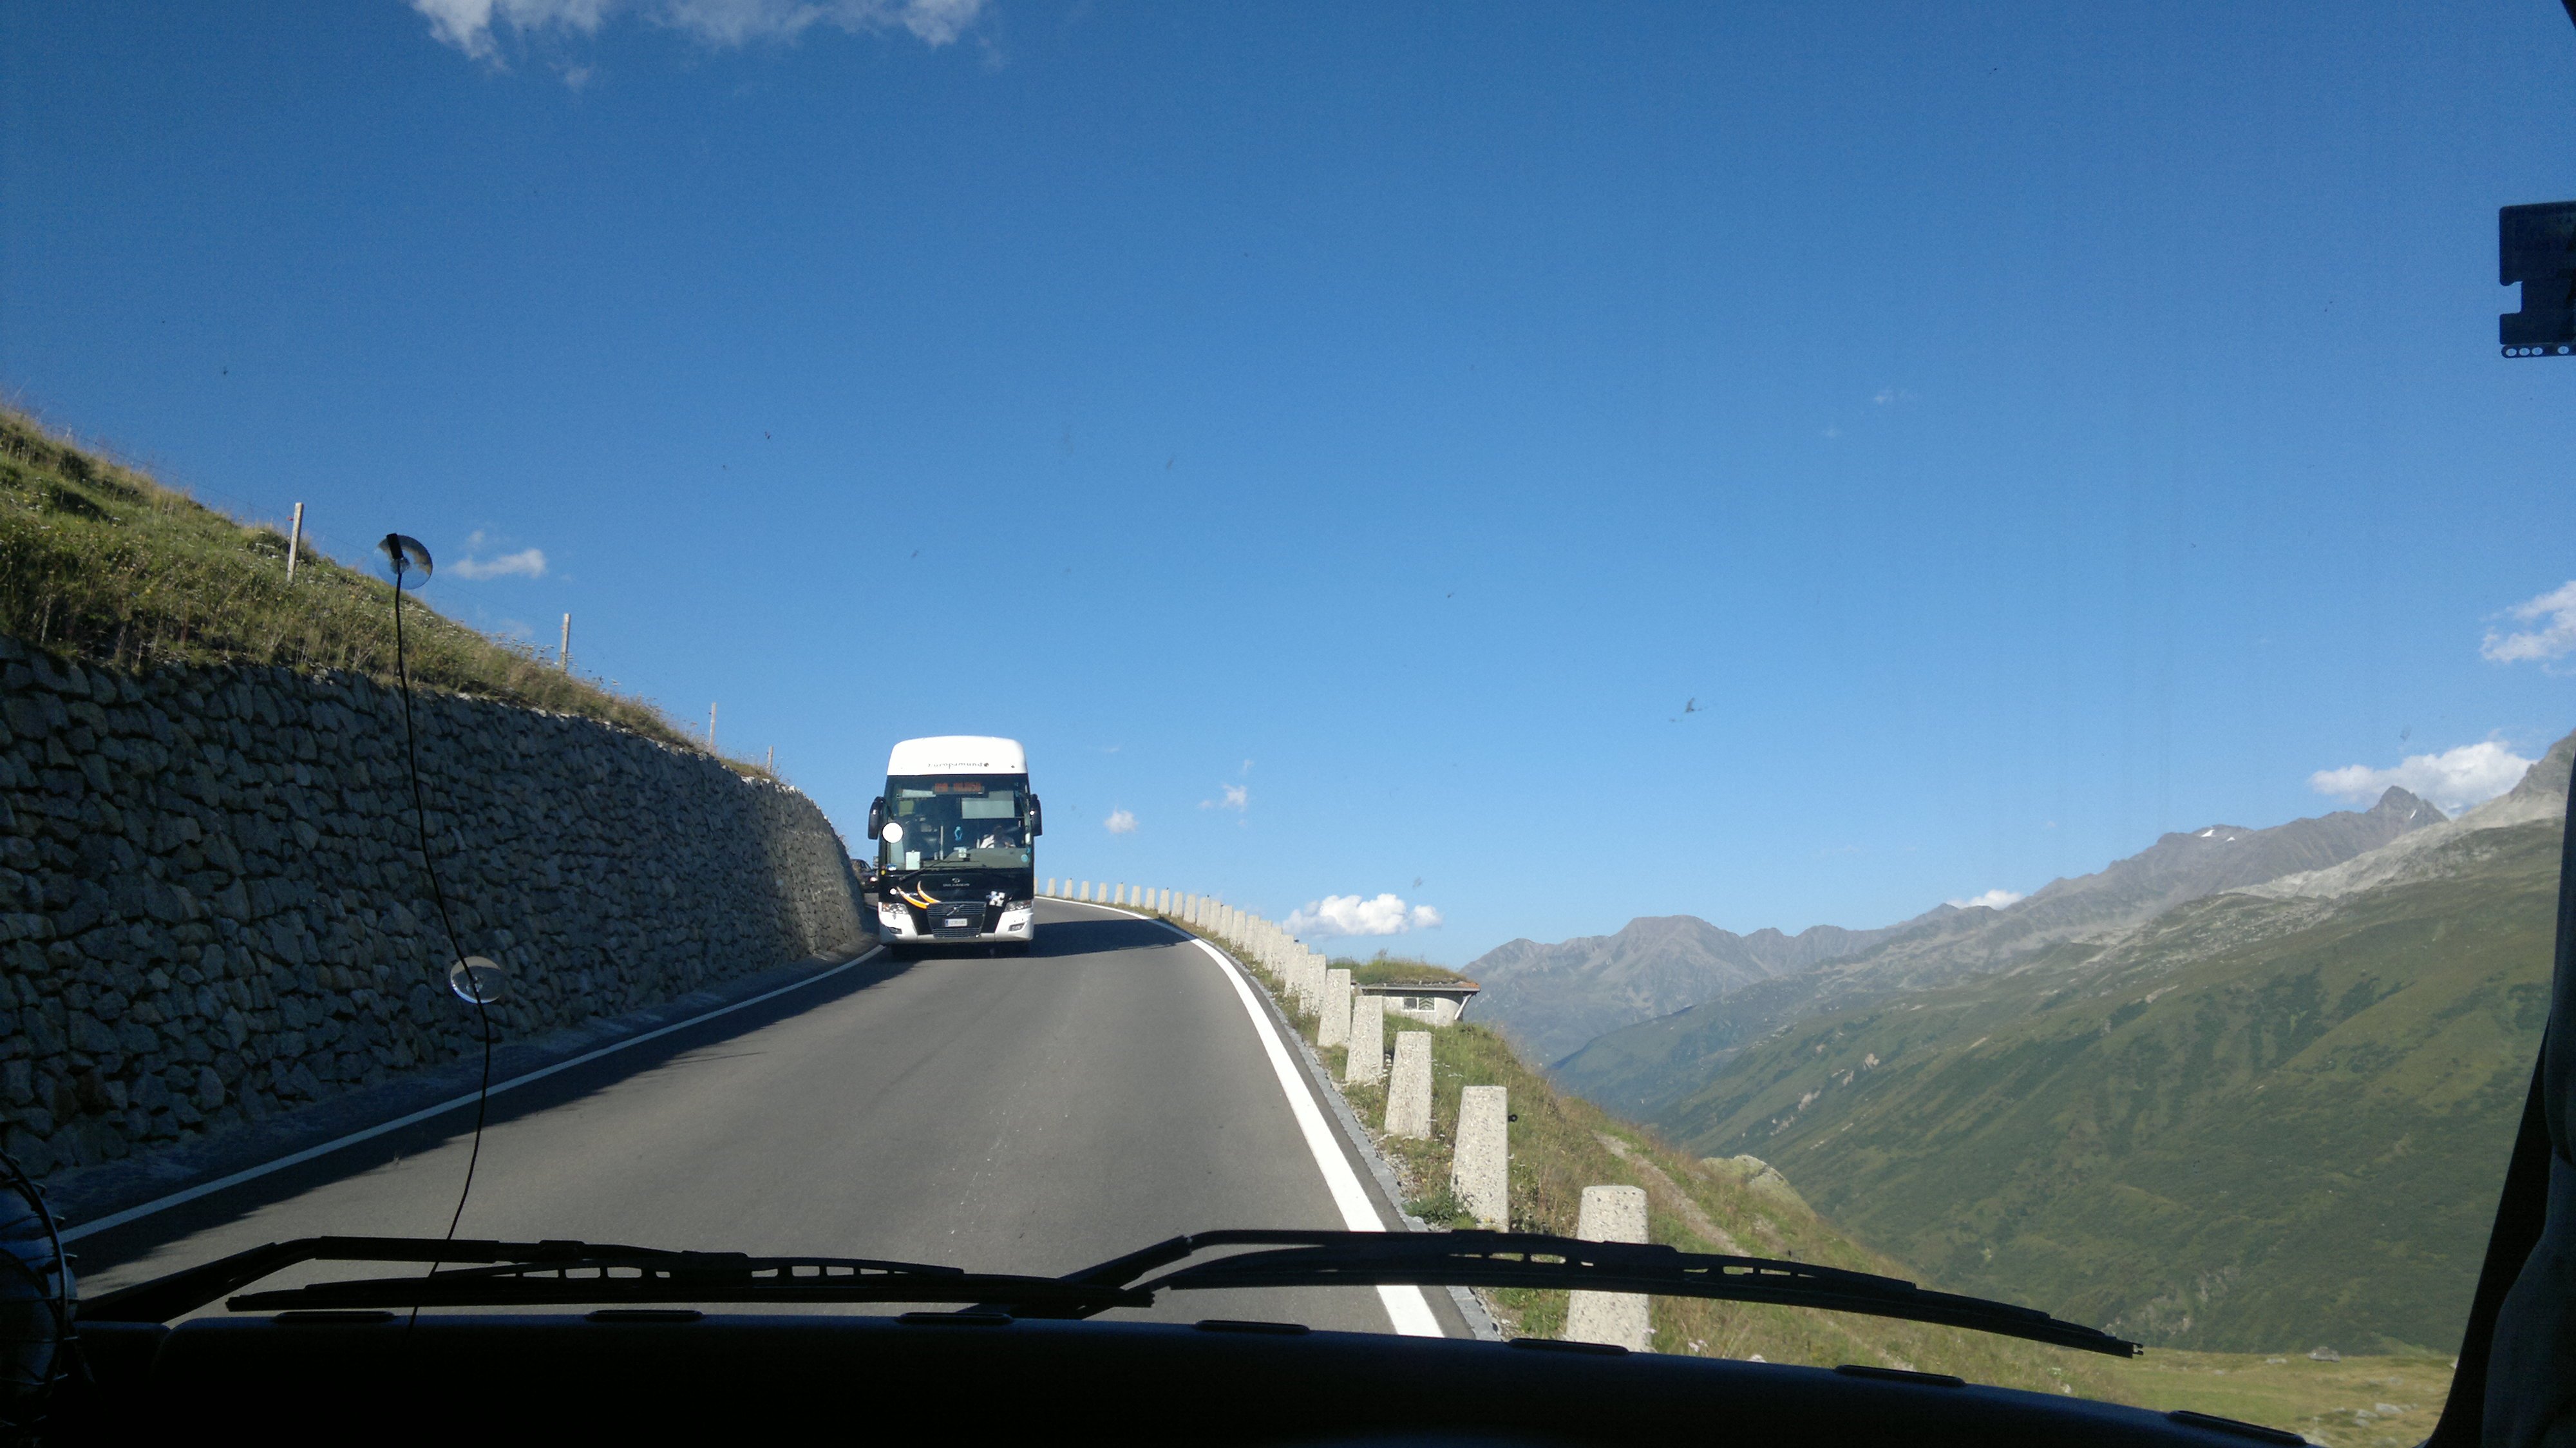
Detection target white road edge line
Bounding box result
[60,948,885,1243]
[1188,935,1444,1338]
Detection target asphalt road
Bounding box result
[79,901,1457,1335]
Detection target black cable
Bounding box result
[383,543,493,1325]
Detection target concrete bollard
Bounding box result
[1386,1031,1433,1137]
[1345,981,1385,1084]
[1079,881,1091,902]
[1566,1186,1651,1351]
[1320,968,1353,1047]
[1453,1086,1509,1230]
[1043,878,1054,897]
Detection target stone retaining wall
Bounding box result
[0,634,864,1183]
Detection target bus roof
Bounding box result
[887,736,1028,776]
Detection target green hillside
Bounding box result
[1191,907,2470,1442]
[1652,817,2560,1353]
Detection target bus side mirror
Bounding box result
[1029,796,1044,837]
[868,797,886,838]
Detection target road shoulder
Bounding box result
[52,946,886,1239]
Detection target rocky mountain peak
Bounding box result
[2367,786,2444,826]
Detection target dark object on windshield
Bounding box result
[448,957,510,1006]
[376,533,434,584]
[2499,200,2576,356]
[1037,1230,2139,1358]
[2423,726,2575,1448]
[76,1237,1148,1324]
[0,1152,73,1439]
[56,1230,2199,1445]
[85,1228,2135,1358]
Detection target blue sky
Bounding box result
[5,1,2573,963]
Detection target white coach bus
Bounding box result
[866,736,1043,956]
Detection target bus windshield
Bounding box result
[882,774,1032,870]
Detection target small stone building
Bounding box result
[1356,980,1481,1027]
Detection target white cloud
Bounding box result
[412,0,612,59]
[1200,783,1248,812]
[2482,580,2576,665]
[1945,888,2024,911]
[1285,893,1444,938]
[2309,739,2534,814]
[1104,809,1137,835]
[450,547,548,580]
[413,0,984,60]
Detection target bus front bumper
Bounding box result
[876,902,1035,944]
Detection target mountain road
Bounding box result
[74,901,1460,1336]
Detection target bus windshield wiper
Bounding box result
[80,1236,1149,1321]
[1026,1230,2141,1358]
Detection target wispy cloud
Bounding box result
[2309,739,2533,814]
[1104,808,1137,835]
[1200,783,1248,812]
[1285,893,1443,938]
[412,0,985,62]
[450,546,548,580]
[1945,888,2024,911]
[2481,580,2576,666]
[412,0,611,59]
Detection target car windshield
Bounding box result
[5,5,2570,1443]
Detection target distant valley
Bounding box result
[1466,732,2570,1352]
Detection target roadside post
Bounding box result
[1453,1086,1508,1230]
[1566,1186,1651,1351]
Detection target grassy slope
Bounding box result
[1338,955,1474,987]
[1653,820,2558,1354]
[0,409,736,764]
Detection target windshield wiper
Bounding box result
[80,1236,1149,1321]
[90,1229,2134,1357]
[1024,1230,2141,1358]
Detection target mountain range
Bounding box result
[1640,735,2570,1350]
[1464,914,1921,1065]
[1470,785,2444,1097]
[1466,729,2572,1351]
